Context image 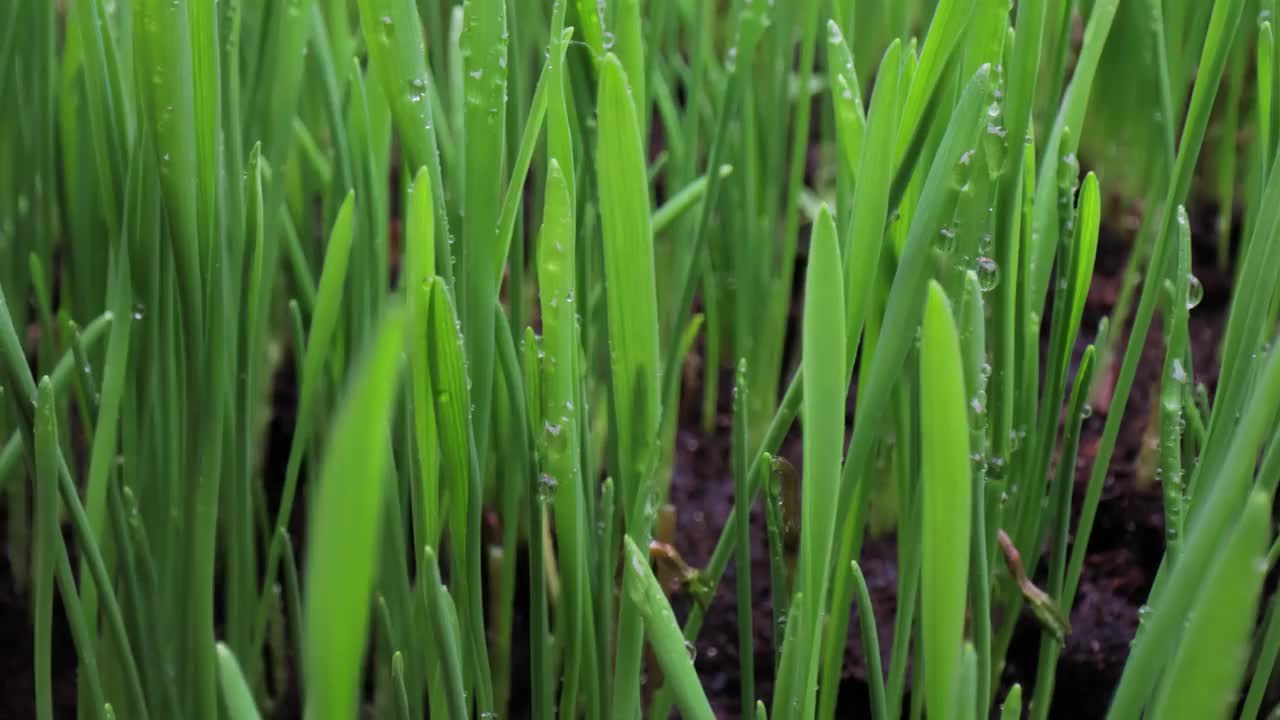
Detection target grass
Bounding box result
[3,0,1280,718]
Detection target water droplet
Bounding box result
[685,640,698,662]
[977,257,1000,291]
[987,456,1006,480]
[132,303,146,320]
[1186,273,1203,309]
[544,420,562,437]
[537,474,557,503]
[1171,358,1187,383]
[939,225,958,253]
[602,31,616,49]
[1080,403,1093,419]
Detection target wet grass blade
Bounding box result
[622,537,715,720]
[598,50,663,719]
[1107,344,1280,718]
[1148,490,1269,720]
[457,0,509,470]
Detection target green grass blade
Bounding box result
[354,0,454,281]
[215,643,263,720]
[1149,490,1270,720]
[835,63,989,519]
[457,0,508,470]
[302,303,405,720]
[622,536,715,720]
[1001,684,1023,720]
[425,276,495,712]
[732,359,755,714]
[404,168,440,547]
[1107,344,1280,718]
[790,206,846,717]
[422,547,469,720]
[34,377,58,720]
[537,158,600,717]
[598,50,662,718]
[920,281,972,719]
[894,0,976,163]
[851,561,888,720]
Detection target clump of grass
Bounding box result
[2,0,1280,718]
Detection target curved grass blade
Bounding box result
[422,547,469,720]
[622,537,715,720]
[851,561,888,720]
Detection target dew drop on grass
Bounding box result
[977,256,1000,291]
[1080,403,1093,419]
[132,303,145,320]
[544,420,562,437]
[939,225,957,253]
[1171,358,1187,383]
[536,473,558,503]
[685,640,698,662]
[602,31,616,49]
[1185,273,1203,309]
